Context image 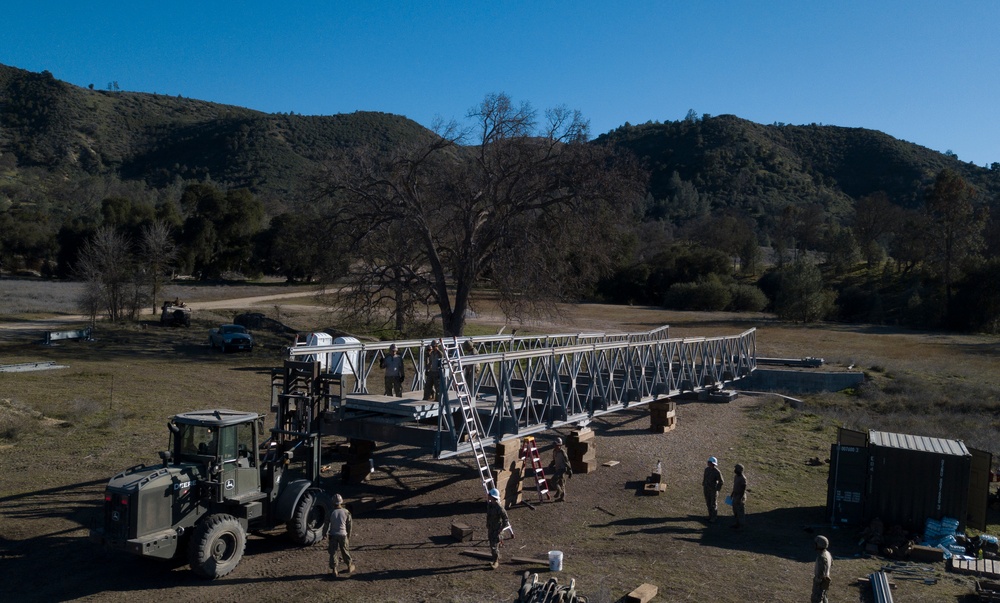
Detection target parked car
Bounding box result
[208,324,254,353]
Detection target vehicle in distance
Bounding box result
[208,324,254,353]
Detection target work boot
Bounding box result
[348,563,356,574]
[491,559,499,569]
[331,568,339,579]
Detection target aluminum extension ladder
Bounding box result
[441,338,496,496]
[520,436,551,503]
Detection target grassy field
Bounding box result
[2,278,1000,601]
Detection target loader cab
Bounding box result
[170,409,264,502]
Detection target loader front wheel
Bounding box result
[288,488,333,545]
[189,514,246,579]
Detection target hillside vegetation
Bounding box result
[3,63,1000,335]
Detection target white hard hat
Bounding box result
[815,535,829,549]
[334,494,343,505]
[708,456,718,465]
[555,437,563,446]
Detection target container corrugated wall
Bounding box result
[865,430,971,532]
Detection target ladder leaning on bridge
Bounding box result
[441,338,496,496]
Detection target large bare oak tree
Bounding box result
[315,93,645,336]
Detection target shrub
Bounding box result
[727,283,768,312]
[664,275,731,311]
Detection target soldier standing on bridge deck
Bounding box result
[702,456,724,522]
[486,488,512,569]
[328,494,355,578]
[730,463,747,529]
[423,340,443,400]
[550,437,571,502]
[381,344,404,397]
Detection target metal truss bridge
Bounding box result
[280,325,756,458]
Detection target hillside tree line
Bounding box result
[1,97,999,334]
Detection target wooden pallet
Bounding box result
[951,558,1000,578]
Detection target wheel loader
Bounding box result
[90,361,336,578]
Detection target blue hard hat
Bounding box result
[488,488,500,498]
[708,456,718,465]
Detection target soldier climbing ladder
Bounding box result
[441,338,496,496]
[520,436,551,503]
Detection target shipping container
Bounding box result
[865,430,971,533]
[826,429,984,533]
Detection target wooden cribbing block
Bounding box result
[571,459,598,474]
[495,438,522,471]
[569,428,594,442]
[625,583,658,603]
[451,522,473,542]
[462,549,494,560]
[643,482,666,495]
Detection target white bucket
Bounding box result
[548,550,563,571]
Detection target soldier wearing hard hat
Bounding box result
[702,456,724,522]
[486,487,512,569]
[812,535,832,602]
[328,493,355,578]
[550,437,571,502]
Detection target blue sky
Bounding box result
[4,1,998,166]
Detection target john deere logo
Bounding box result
[225,479,235,491]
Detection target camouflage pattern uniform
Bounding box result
[486,497,510,568]
[812,536,832,603]
[328,502,354,577]
[731,464,747,529]
[702,461,724,522]
[551,444,570,502]
[423,342,443,400]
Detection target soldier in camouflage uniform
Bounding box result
[702,456,724,522]
[550,437,571,502]
[812,535,832,603]
[328,494,355,578]
[730,463,747,529]
[486,488,511,569]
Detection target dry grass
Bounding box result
[2,282,1000,602]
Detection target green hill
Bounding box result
[2,62,998,221]
[0,64,436,206]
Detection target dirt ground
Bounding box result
[1,285,996,602]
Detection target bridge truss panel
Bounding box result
[287,326,756,458]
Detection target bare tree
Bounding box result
[140,220,176,315]
[75,226,143,321]
[315,93,645,335]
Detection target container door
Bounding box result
[827,443,867,526]
[967,446,993,531]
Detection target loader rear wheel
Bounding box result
[189,514,246,579]
[288,488,333,545]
